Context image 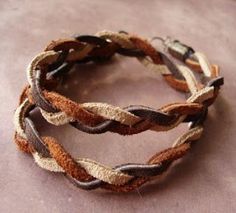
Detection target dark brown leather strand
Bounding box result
[25,117,51,157]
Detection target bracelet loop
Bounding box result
[13,30,223,192]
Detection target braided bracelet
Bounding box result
[14,30,224,192]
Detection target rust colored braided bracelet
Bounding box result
[14,30,224,192]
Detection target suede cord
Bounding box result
[13,30,224,192]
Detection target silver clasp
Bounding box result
[151,36,194,61]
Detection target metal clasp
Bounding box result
[165,39,194,61]
[151,36,195,61]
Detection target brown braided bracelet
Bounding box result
[14,30,224,192]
